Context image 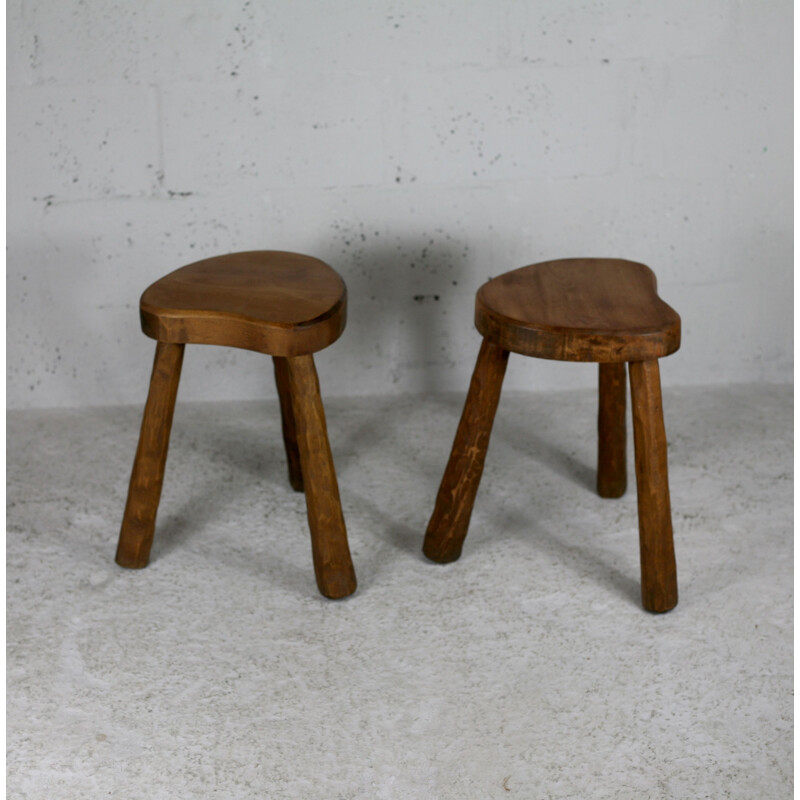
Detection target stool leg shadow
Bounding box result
[116,341,185,569]
[286,354,357,600]
[423,340,509,563]
[273,356,304,492]
[597,362,627,498]
[629,359,678,613]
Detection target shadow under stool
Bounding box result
[423,258,681,612]
[116,251,357,599]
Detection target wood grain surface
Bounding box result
[286,354,357,599]
[140,251,347,357]
[273,356,304,492]
[116,341,184,568]
[597,362,627,498]
[423,339,509,563]
[476,258,680,362]
[629,359,678,613]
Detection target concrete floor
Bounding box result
[7,383,792,799]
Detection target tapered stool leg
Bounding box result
[285,354,356,599]
[273,356,304,492]
[629,359,678,613]
[423,339,509,563]
[597,362,627,498]
[117,342,185,568]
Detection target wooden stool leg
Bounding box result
[273,356,304,492]
[597,362,627,498]
[629,360,678,613]
[116,342,185,569]
[423,339,509,563]
[285,354,357,599]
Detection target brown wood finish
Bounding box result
[597,362,627,498]
[273,356,304,492]
[140,250,347,357]
[117,251,356,599]
[476,258,680,362]
[423,339,509,563]
[285,354,357,599]
[426,258,680,612]
[116,341,185,569]
[629,360,678,613]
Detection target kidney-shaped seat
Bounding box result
[475,258,681,363]
[139,250,347,356]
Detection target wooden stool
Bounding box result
[423,258,681,612]
[116,251,357,599]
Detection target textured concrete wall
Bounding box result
[8,1,792,409]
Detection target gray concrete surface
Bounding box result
[7,383,792,798]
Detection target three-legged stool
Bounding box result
[116,251,357,599]
[422,258,681,612]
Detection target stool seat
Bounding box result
[140,251,346,357]
[476,258,680,362]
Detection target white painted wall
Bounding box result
[8,0,792,410]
